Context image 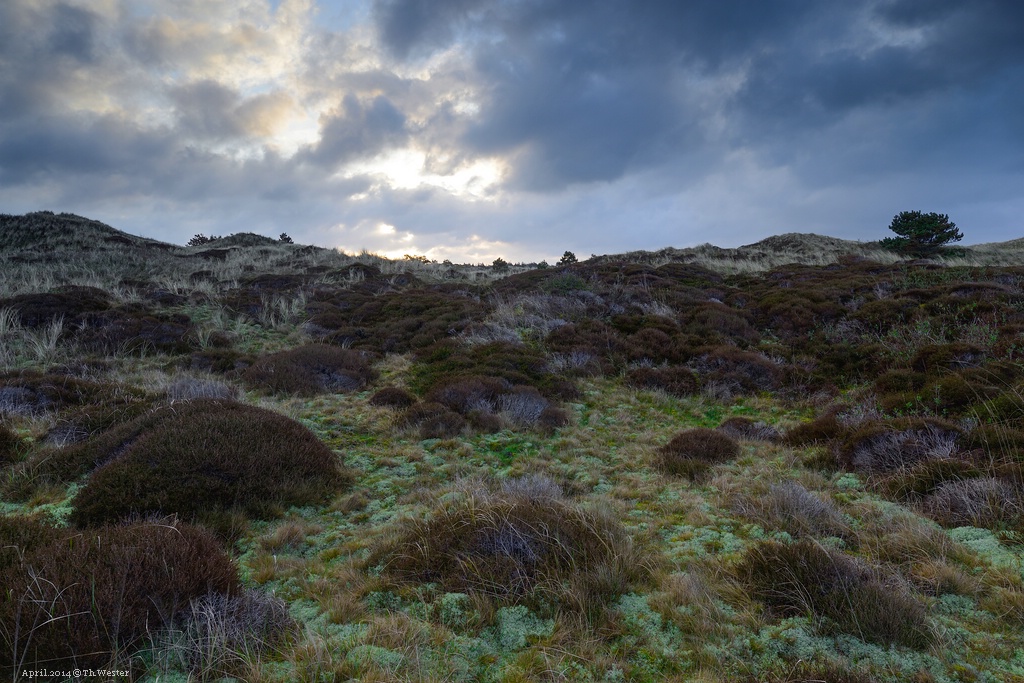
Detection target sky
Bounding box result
[0,0,1022,263]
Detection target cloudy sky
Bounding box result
[1,1,1021,262]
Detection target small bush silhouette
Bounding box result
[734,481,851,542]
[401,401,467,439]
[371,477,655,616]
[625,366,698,397]
[0,424,23,466]
[880,210,962,256]
[737,539,932,648]
[242,344,376,396]
[0,517,239,669]
[923,477,1023,530]
[0,287,110,328]
[155,589,296,678]
[369,386,417,408]
[840,419,960,474]
[656,428,740,479]
[67,399,349,529]
[716,416,781,442]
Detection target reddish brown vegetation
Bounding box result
[0,517,239,669]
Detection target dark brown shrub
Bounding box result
[680,302,760,346]
[627,328,687,363]
[852,297,918,332]
[716,416,781,442]
[911,343,986,375]
[783,411,846,447]
[401,402,467,439]
[371,477,656,617]
[737,539,932,648]
[242,344,376,396]
[0,424,23,466]
[839,419,961,474]
[537,405,571,432]
[874,369,927,396]
[922,478,1024,530]
[0,518,239,670]
[189,348,254,374]
[688,347,782,394]
[656,428,740,479]
[368,386,417,409]
[75,309,194,354]
[65,400,349,528]
[625,366,699,397]
[426,375,507,414]
[733,482,851,542]
[0,287,110,327]
[412,340,555,395]
[877,458,983,500]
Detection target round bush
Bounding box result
[401,401,466,439]
[0,517,239,669]
[0,424,23,466]
[371,477,656,616]
[716,416,781,442]
[625,366,698,397]
[656,428,740,479]
[368,386,417,408]
[242,344,376,396]
[69,399,350,528]
[737,539,932,649]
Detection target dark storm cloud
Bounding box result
[373,0,1024,190]
[300,94,408,168]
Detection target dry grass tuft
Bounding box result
[737,539,933,648]
[242,344,376,396]
[656,428,740,480]
[371,476,658,617]
[0,516,239,670]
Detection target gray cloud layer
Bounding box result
[0,0,1020,258]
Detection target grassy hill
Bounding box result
[1,213,1024,682]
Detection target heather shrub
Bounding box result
[733,482,852,542]
[625,366,699,397]
[369,386,417,409]
[65,400,349,528]
[412,340,562,397]
[679,302,759,346]
[911,343,985,375]
[877,458,983,501]
[75,309,194,354]
[656,428,740,479]
[242,344,376,396]
[922,477,1024,530]
[0,424,23,466]
[0,517,239,670]
[371,477,656,617]
[737,539,932,648]
[783,412,847,447]
[716,416,781,442]
[839,419,960,474]
[401,402,467,439]
[0,287,110,327]
[426,375,506,413]
[152,590,296,679]
[688,347,782,395]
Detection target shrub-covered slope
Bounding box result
[1,214,1023,681]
